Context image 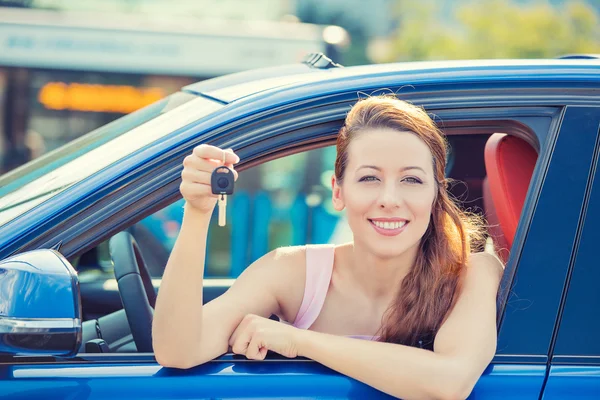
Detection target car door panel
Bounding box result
[1,62,598,398]
[470,364,547,399]
[0,359,550,400]
[1,360,397,399]
[451,107,600,399]
[544,366,600,399]
[543,116,600,398]
[498,107,600,358]
[0,108,564,400]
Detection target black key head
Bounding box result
[211,166,235,195]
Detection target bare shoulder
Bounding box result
[240,245,308,322]
[236,245,304,276]
[252,245,306,277]
[463,252,505,291]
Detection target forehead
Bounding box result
[347,128,434,171]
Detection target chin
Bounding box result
[364,238,415,260]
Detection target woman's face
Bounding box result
[332,128,438,258]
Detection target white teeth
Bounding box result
[372,220,407,230]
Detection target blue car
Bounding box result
[1,54,599,399]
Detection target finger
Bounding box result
[229,314,258,350]
[193,144,240,164]
[224,164,239,181]
[181,168,212,184]
[183,154,220,171]
[228,322,241,348]
[246,334,267,360]
[229,314,251,347]
[225,148,240,164]
[231,333,251,356]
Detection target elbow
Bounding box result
[155,356,197,370]
[153,336,202,369]
[435,386,473,400]
[154,347,201,369]
[430,376,476,400]
[152,324,198,369]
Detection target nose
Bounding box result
[377,181,401,209]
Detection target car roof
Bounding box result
[184,58,600,104]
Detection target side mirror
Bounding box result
[0,249,82,357]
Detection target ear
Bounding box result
[331,175,345,212]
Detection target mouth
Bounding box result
[368,218,409,237]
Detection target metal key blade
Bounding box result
[218,194,227,226]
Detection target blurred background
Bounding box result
[1,0,599,174]
[0,0,598,282]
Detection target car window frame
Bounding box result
[1,104,565,364]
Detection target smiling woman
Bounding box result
[152,95,503,400]
[330,97,487,349]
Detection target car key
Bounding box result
[211,165,235,226]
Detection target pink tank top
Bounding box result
[292,244,378,341]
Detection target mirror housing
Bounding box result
[0,249,82,357]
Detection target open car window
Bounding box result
[132,131,537,282]
[70,118,544,355]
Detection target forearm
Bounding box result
[297,330,466,400]
[152,203,212,363]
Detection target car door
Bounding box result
[467,106,600,398]
[1,97,598,399]
[542,113,600,399]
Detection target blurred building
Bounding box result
[0,5,344,173]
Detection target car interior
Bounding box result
[72,128,539,354]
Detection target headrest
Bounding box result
[484,134,537,248]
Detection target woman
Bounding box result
[152,96,504,400]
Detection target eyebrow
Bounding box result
[357,165,427,174]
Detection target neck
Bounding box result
[341,240,420,303]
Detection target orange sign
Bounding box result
[38,82,165,114]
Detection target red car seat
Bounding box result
[484,133,537,262]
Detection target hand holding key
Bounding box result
[180,144,239,216]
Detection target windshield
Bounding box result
[0,92,223,226]
[0,91,196,196]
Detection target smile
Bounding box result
[368,219,409,236]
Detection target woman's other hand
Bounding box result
[229,314,302,360]
[180,144,239,215]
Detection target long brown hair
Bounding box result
[335,96,485,350]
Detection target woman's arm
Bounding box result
[152,203,279,368]
[295,252,503,400]
[152,144,305,369]
[153,208,304,368]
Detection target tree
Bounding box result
[381,0,600,62]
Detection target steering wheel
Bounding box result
[109,231,157,352]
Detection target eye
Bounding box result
[403,176,423,184]
[359,175,379,182]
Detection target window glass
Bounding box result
[0,93,217,226]
[0,91,196,196]
[27,71,196,155]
